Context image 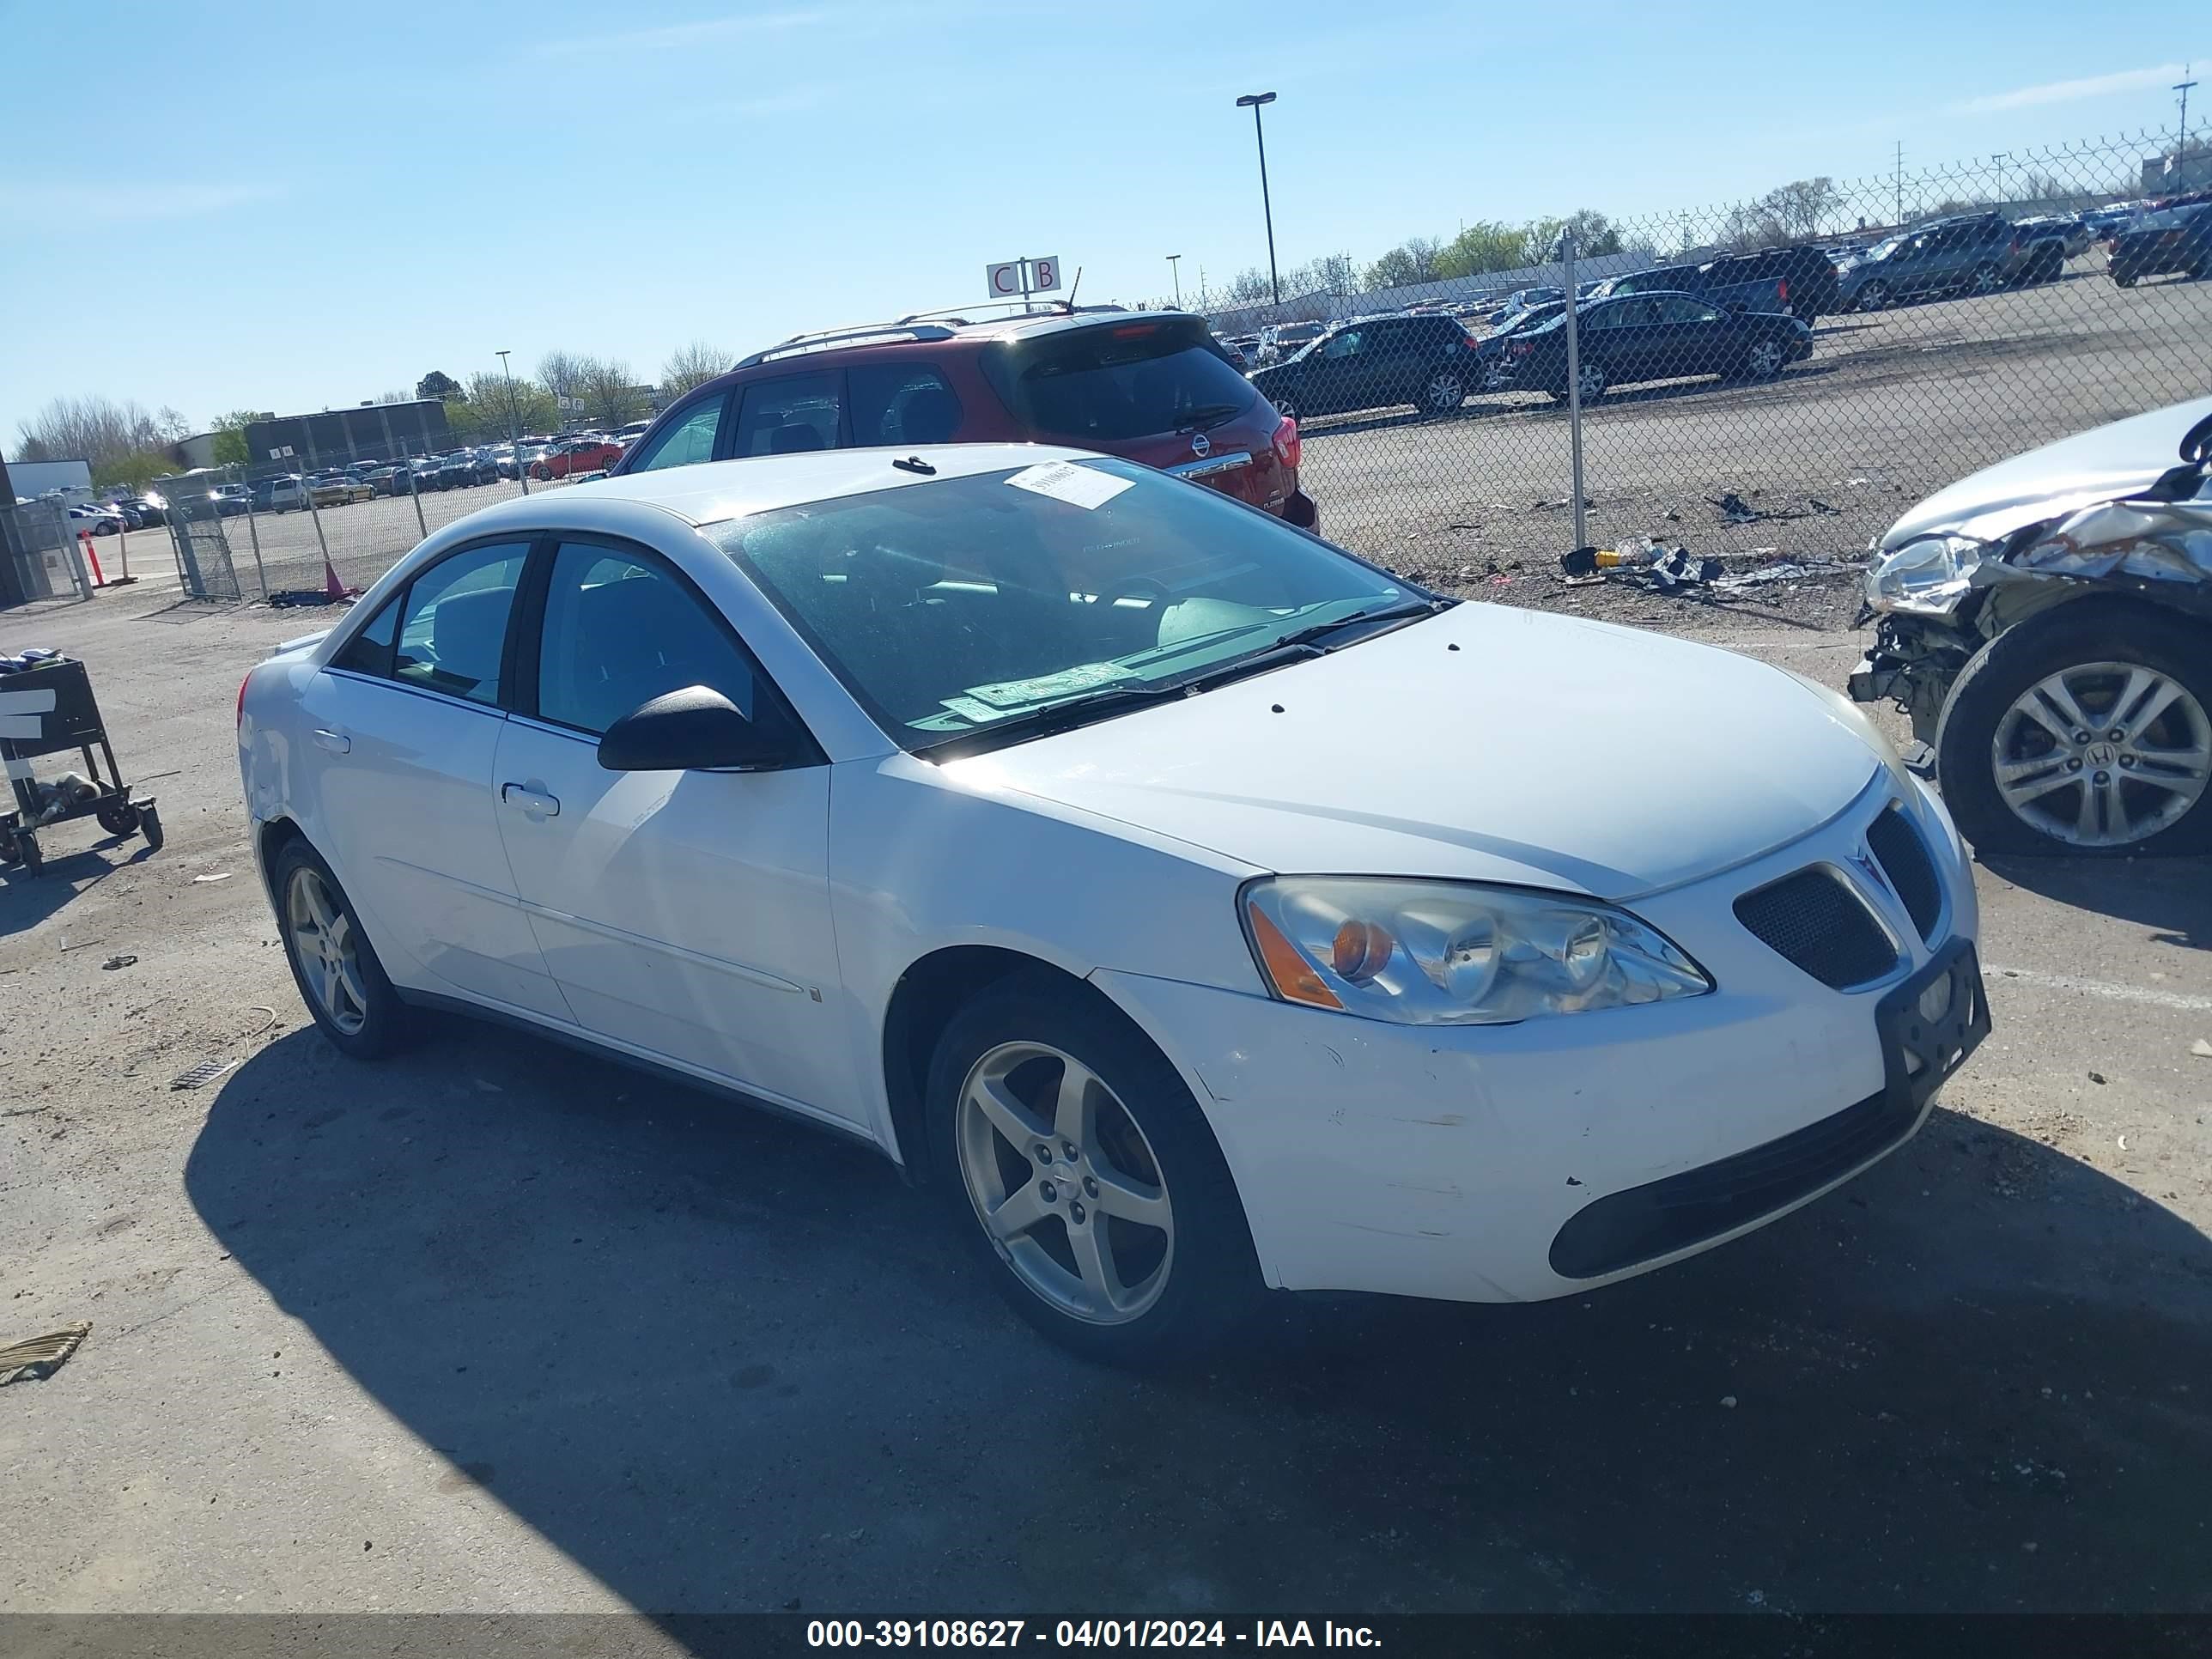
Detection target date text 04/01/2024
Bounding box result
[805,1620,1382,1648]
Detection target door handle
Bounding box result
[500,781,560,818]
[313,728,351,753]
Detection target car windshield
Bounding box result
[712,459,1427,753]
[979,319,1259,443]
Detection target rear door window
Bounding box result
[979,319,1258,442]
[848,364,964,446]
[730,374,844,456]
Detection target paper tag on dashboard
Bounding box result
[1005,461,1133,511]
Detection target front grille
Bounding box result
[1549,1083,1916,1279]
[1867,805,1942,942]
[1733,868,1897,988]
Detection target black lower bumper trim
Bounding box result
[1548,941,1987,1281]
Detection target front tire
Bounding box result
[274,840,410,1057]
[1856,280,1893,312]
[1969,262,2003,295]
[1936,601,2212,857]
[927,975,1258,1365]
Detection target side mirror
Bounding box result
[597,685,785,773]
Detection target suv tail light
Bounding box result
[1510,341,1534,357]
[1272,414,1301,471]
[237,671,252,729]
[1777,278,1789,303]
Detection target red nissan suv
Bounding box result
[610,306,1316,529]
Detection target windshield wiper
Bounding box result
[1173,404,1245,434]
[1267,598,1449,652]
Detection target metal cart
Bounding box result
[0,656,161,877]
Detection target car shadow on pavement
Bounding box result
[185,1021,2212,1617]
[1977,854,2212,952]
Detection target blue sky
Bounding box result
[0,0,2201,434]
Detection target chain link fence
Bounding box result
[1187,131,2206,585]
[155,447,599,604]
[0,498,93,607]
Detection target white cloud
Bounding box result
[532,9,824,58]
[0,181,275,216]
[1949,63,2192,117]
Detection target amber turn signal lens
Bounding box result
[1248,903,1343,1009]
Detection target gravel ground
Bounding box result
[3,525,2209,1622]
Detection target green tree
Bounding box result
[450,371,557,441]
[210,408,260,467]
[416,369,463,402]
[1434,221,1531,279]
[1522,210,1623,264]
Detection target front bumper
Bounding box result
[1097,774,1981,1304]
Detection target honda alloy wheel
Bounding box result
[1989,662,2210,849]
[1936,603,2212,856]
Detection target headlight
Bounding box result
[1864,533,1986,615]
[1241,877,1711,1026]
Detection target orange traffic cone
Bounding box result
[322,556,349,600]
[79,532,105,586]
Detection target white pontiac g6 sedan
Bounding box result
[238,445,1986,1362]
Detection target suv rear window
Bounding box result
[981,319,1258,443]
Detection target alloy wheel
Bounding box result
[1857,282,1891,311]
[955,1040,1175,1326]
[1990,661,2212,848]
[1747,340,1787,378]
[1970,263,2002,295]
[1575,362,1607,402]
[1424,372,1464,410]
[287,866,371,1036]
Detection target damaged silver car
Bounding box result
[1850,395,2212,856]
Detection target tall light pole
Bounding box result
[1991,151,2009,210]
[2179,68,2199,179]
[1166,253,1182,307]
[1236,92,1280,307]
[495,349,520,443]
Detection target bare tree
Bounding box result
[1720,178,1843,249]
[538,349,585,402]
[576,357,645,429]
[14,395,167,467]
[661,341,733,398]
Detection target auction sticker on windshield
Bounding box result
[963,661,1139,708]
[1006,461,1134,511]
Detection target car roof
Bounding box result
[445,442,1097,532]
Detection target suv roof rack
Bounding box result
[732,301,1145,371]
[733,322,958,370]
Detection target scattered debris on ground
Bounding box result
[0,1322,91,1386]
[100,953,137,971]
[169,1057,238,1091]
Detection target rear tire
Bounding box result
[1969,262,2002,295]
[273,840,410,1058]
[1936,601,2212,858]
[1418,369,1466,416]
[1856,281,1893,312]
[927,974,1260,1366]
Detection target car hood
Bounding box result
[945,607,1884,901]
[1882,393,2212,550]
